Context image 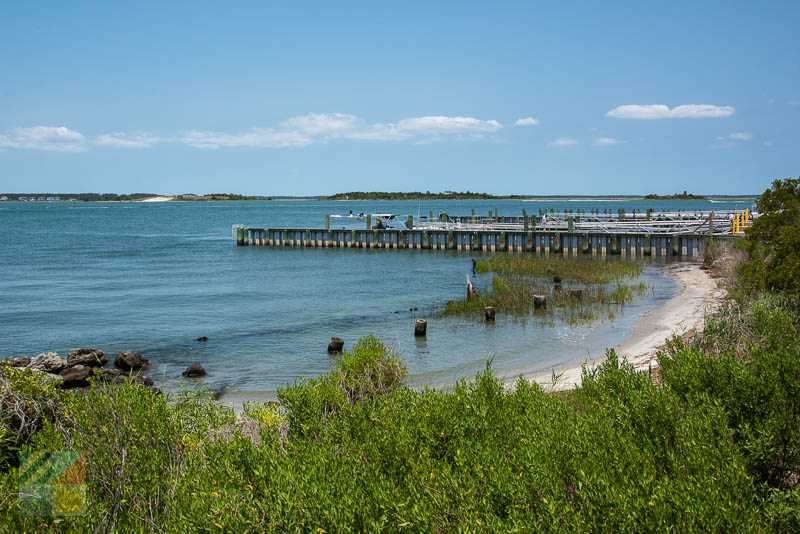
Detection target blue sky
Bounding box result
[0,1,797,195]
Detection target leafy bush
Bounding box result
[0,365,66,471]
[278,335,407,436]
[739,177,800,293]
[660,299,800,495]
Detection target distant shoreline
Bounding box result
[1,195,759,203]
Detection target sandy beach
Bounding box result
[516,263,726,392]
[139,196,175,202]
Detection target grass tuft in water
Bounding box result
[446,256,649,324]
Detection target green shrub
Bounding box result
[0,365,66,471]
[661,295,800,496]
[1,328,795,531]
[739,177,800,293]
[278,335,407,436]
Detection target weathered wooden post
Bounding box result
[366,214,372,229]
[484,307,495,321]
[325,214,330,231]
[328,337,344,353]
[708,211,714,239]
[407,215,413,229]
[414,319,427,337]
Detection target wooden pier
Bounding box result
[233,209,748,258]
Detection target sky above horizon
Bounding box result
[0,1,797,195]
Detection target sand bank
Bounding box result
[139,196,175,202]
[515,263,726,392]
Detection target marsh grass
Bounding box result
[476,255,642,283]
[447,256,649,324]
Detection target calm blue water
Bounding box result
[0,199,744,398]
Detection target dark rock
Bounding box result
[6,356,30,367]
[60,365,97,389]
[133,375,154,387]
[114,351,149,371]
[195,336,208,342]
[98,368,153,387]
[98,368,123,383]
[484,307,496,321]
[182,363,206,377]
[67,348,108,368]
[533,295,547,308]
[29,352,67,374]
[328,337,344,353]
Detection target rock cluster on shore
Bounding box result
[2,348,161,391]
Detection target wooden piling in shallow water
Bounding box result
[328,337,344,353]
[415,319,427,336]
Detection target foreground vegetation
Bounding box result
[2,178,799,531]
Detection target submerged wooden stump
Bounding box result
[553,275,562,284]
[484,306,495,321]
[415,319,427,337]
[328,337,344,353]
[534,295,547,308]
[569,289,583,299]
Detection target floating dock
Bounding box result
[234,209,749,258]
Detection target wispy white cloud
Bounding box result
[182,114,503,148]
[715,132,752,142]
[547,137,578,148]
[711,132,753,149]
[94,132,159,148]
[514,117,540,126]
[1,114,505,152]
[181,128,313,149]
[789,100,800,106]
[395,116,502,134]
[763,140,774,147]
[0,126,85,152]
[281,112,361,136]
[592,137,626,146]
[606,104,735,119]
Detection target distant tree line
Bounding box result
[644,192,707,200]
[2,193,158,201]
[329,191,502,200]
